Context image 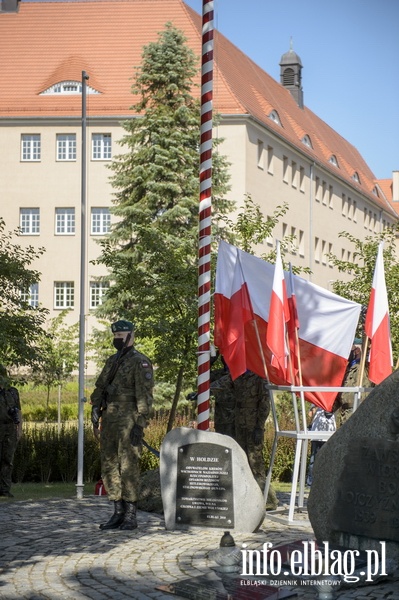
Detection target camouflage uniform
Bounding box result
[91,347,154,503]
[233,371,270,490]
[335,360,371,428]
[0,385,21,497]
[210,368,236,438]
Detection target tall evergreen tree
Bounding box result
[96,24,233,427]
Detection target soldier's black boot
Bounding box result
[119,501,138,530]
[99,500,125,530]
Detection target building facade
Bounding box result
[1,0,397,349]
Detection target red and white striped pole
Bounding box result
[197,0,214,430]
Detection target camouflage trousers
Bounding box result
[100,413,141,502]
[235,427,266,491]
[0,423,18,493]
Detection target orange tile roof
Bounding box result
[0,0,394,213]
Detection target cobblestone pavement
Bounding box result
[0,493,398,599]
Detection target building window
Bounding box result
[269,110,281,126]
[90,282,109,309]
[283,156,289,184]
[92,134,111,160]
[299,166,305,193]
[20,208,40,234]
[353,200,357,223]
[267,146,274,174]
[315,177,321,202]
[314,237,320,263]
[21,134,41,161]
[257,140,264,169]
[55,208,75,235]
[57,134,77,161]
[342,194,347,217]
[91,208,111,235]
[328,185,334,209]
[301,135,312,148]
[291,161,297,189]
[54,282,74,309]
[298,230,305,257]
[21,283,39,307]
[329,155,339,167]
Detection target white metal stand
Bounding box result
[263,385,372,525]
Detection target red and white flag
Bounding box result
[266,242,290,381]
[364,241,392,384]
[214,241,361,411]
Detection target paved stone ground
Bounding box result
[0,493,398,599]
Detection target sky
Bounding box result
[185,0,399,180]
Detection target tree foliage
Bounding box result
[95,24,233,427]
[328,226,399,360]
[0,217,47,371]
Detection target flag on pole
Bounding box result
[364,241,392,384]
[287,264,300,382]
[214,241,361,411]
[213,252,254,379]
[266,241,290,380]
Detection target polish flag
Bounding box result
[287,265,300,382]
[364,242,392,384]
[214,241,361,411]
[266,242,290,381]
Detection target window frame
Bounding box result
[56,133,77,161]
[54,282,75,309]
[20,208,40,235]
[55,208,76,235]
[91,207,111,235]
[21,134,41,162]
[92,133,112,160]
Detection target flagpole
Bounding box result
[197,0,214,431]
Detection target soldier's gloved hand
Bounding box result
[91,406,101,429]
[253,426,264,445]
[130,424,143,447]
[186,392,198,401]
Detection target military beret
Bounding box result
[111,320,134,333]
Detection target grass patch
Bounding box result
[2,482,86,502]
[1,479,296,503]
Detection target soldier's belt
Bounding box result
[108,395,135,403]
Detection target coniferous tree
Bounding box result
[96,24,233,427]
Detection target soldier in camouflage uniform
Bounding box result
[233,371,270,491]
[335,342,371,427]
[210,355,236,438]
[91,320,154,530]
[0,365,22,498]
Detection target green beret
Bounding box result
[111,320,134,333]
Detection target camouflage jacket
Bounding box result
[90,347,154,426]
[0,386,21,425]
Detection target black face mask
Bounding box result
[113,338,125,351]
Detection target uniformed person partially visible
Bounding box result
[0,365,22,498]
[91,320,154,530]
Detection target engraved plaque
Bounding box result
[175,442,234,528]
[332,438,399,541]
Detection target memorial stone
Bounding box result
[160,427,265,532]
[308,368,399,562]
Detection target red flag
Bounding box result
[214,250,254,379]
[214,241,361,411]
[287,265,300,382]
[266,242,290,380]
[364,242,392,384]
